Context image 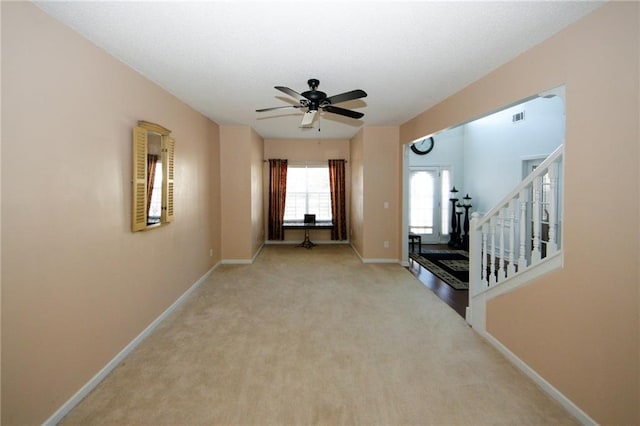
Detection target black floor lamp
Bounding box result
[462,194,472,251]
[455,203,464,249]
[447,187,459,247]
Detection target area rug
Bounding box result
[410,249,469,290]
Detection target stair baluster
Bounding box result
[489,216,497,286]
[498,208,506,281]
[518,189,528,270]
[532,175,542,264]
[547,162,559,255]
[507,199,517,276]
[481,222,488,285]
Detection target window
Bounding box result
[148,162,163,224]
[284,164,331,221]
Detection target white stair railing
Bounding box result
[467,145,563,329]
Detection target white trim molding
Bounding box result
[220,259,253,265]
[361,258,400,264]
[265,240,350,246]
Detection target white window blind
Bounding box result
[284,164,331,221]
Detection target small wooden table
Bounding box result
[282,222,334,249]
[409,232,422,253]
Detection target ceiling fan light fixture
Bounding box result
[300,110,317,127]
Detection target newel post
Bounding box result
[466,212,485,331]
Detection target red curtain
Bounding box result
[328,159,347,240]
[268,159,288,240]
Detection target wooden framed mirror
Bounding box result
[132,120,175,232]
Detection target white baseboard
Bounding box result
[219,242,264,265]
[265,240,350,245]
[221,259,253,265]
[253,243,264,262]
[361,258,400,264]
[350,243,364,262]
[349,243,400,264]
[479,330,596,426]
[42,262,220,426]
[265,240,298,245]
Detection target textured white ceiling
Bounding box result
[35,1,603,140]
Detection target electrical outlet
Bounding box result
[209,249,213,257]
[383,241,389,248]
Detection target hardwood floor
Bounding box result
[407,244,469,318]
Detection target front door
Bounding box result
[409,168,449,244]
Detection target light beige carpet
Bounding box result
[61,245,576,425]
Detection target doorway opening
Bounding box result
[402,86,566,316]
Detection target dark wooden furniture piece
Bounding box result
[409,232,422,253]
[283,222,334,249]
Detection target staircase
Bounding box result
[466,145,564,331]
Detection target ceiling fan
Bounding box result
[256,79,367,127]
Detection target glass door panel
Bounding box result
[409,169,439,243]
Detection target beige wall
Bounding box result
[220,126,258,260]
[349,131,364,255]
[360,127,400,260]
[263,138,350,243]
[220,126,264,260]
[349,127,401,261]
[251,129,265,254]
[400,3,639,424]
[1,3,221,425]
[264,138,350,162]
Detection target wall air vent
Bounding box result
[512,111,525,123]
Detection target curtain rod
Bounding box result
[263,159,348,163]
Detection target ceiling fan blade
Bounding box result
[275,86,308,101]
[256,105,301,112]
[323,105,364,119]
[324,89,367,105]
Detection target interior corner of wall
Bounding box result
[538,85,566,105]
